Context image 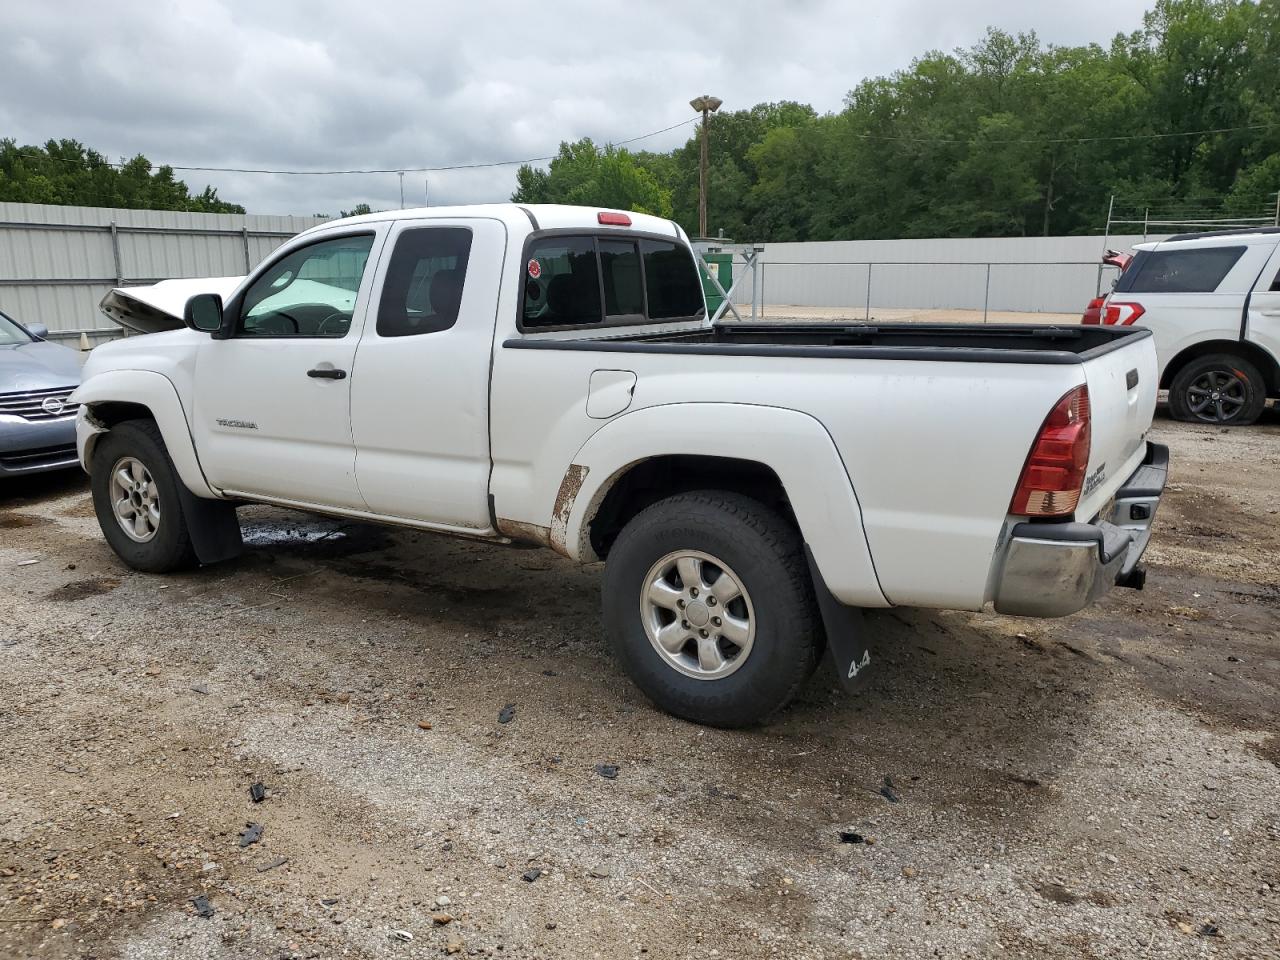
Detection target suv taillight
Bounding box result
[1010,385,1092,518]
[1102,301,1144,325]
[1082,297,1104,325]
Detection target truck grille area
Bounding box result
[0,387,80,421]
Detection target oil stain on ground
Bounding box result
[45,577,121,601]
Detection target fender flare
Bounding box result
[71,369,217,499]
[561,402,889,608]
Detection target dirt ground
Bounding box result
[1,411,1278,960]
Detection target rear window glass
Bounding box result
[521,234,706,329]
[377,227,473,337]
[1115,246,1246,294]
[641,239,705,319]
[599,239,644,318]
[523,237,603,328]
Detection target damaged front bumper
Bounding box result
[993,442,1168,618]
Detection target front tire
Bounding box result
[90,420,198,572]
[602,491,821,728]
[1168,354,1266,425]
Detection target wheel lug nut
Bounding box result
[706,596,716,606]
[712,616,721,626]
[699,629,708,638]
[676,599,685,608]
[681,620,690,629]
[690,588,699,598]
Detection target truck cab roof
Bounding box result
[300,203,684,240]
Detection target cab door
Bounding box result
[350,217,505,530]
[191,229,384,509]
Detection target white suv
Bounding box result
[1083,227,1280,425]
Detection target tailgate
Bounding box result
[1075,332,1159,521]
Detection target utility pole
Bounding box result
[398,171,405,209]
[689,95,722,238]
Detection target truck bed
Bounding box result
[506,322,1150,365]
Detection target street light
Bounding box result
[689,95,723,238]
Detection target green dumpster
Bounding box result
[699,252,733,316]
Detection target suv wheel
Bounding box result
[1168,353,1267,425]
[90,420,198,572]
[602,491,822,728]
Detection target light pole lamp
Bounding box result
[689,95,722,238]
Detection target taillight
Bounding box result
[1082,297,1104,325]
[1010,385,1092,518]
[1101,301,1144,325]
[598,211,631,226]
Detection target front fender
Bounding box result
[564,402,889,608]
[70,369,216,499]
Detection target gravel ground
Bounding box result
[1,412,1277,960]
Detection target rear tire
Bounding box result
[602,491,821,728]
[1168,353,1266,425]
[90,420,198,572]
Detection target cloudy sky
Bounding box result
[2,0,1155,217]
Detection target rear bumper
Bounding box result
[993,442,1168,618]
[0,415,80,477]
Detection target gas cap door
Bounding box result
[586,369,637,419]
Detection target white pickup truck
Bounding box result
[73,204,1167,727]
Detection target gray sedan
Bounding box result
[0,310,82,477]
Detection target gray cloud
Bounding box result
[1,0,1153,216]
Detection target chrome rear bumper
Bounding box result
[993,442,1168,618]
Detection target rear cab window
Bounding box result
[1114,246,1247,294]
[522,233,705,330]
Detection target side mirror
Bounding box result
[183,293,224,333]
[26,322,49,340]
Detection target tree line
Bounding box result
[514,0,1279,240]
[0,138,244,213]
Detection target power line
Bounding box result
[14,117,699,177]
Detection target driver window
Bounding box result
[239,233,375,338]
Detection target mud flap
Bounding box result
[804,545,874,693]
[175,485,243,565]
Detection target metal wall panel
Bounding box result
[0,202,326,338]
[756,234,1163,315]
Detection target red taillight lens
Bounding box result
[1082,297,1105,325]
[598,211,632,226]
[1102,301,1144,325]
[1010,385,1092,518]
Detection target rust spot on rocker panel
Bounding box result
[495,517,552,548]
[549,464,589,557]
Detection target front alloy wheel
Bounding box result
[109,456,161,542]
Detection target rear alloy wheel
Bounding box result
[1168,354,1266,425]
[602,491,822,728]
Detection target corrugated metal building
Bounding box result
[0,203,326,341]
[756,234,1163,315]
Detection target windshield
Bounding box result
[0,311,33,346]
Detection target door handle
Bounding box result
[1260,308,1280,317]
[307,367,347,380]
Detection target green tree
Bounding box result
[0,138,244,212]
[512,139,672,217]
